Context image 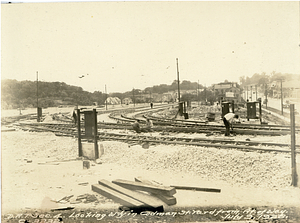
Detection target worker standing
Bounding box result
[71,106,78,125]
[223,113,239,136]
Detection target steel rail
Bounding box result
[15,122,299,153]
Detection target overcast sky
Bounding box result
[1,1,299,93]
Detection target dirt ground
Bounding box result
[1,126,300,223]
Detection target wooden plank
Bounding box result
[170,185,221,193]
[135,177,177,205]
[112,179,176,196]
[91,184,144,208]
[98,179,164,211]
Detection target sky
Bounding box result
[1,1,300,93]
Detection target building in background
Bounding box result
[213,81,242,104]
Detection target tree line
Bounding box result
[239,71,299,87]
[1,79,205,109]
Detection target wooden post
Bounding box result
[93,109,99,159]
[77,109,82,157]
[259,101,262,124]
[290,104,298,186]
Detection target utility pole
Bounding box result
[204,84,207,105]
[36,71,39,122]
[197,80,199,106]
[176,58,180,102]
[133,88,135,107]
[255,85,257,101]
[105,84,108,110]
[246,86,248,101]
[36,71,39,108]
[281,79,283,115]
[265,83,268,109]
[290,104,298,186]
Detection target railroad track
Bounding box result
[15,112,297,137]
[15,122,299,154]
[107,104,300,135]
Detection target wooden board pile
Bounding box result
[91,177,177,213]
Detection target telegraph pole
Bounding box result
[204,84,207,105]
[290,104,298,186]
[255,85,257,101]
[36,71,39,109]
[281,79,283,115]
[105,84,108,110]
[197,80,199,106]
[265,83,268,109]
[176,58,180,102]
[36,71,39,122]
[133,88,135,107]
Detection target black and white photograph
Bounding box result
[1,1,300,222]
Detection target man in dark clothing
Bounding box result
[132,120,141,133]
[223,113,239,136]
[72,110,77,125]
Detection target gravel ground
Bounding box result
[2,129,300,223]
[100,140,296,189]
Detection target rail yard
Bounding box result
[1,102,300,223]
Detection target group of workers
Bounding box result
[132,112,238,136]
[71,103,238,137]
[132,118,153,133]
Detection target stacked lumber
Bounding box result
[91,178,177,212]
[92,177,221,212]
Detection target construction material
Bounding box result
[91,184,144,208]
[112,179,176,196]
[98,179,164,211]
[51,206,74,211]
[135,177,177,205]
[56,195,74,203]
[75,194,98,203]
[170,185,221,193]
